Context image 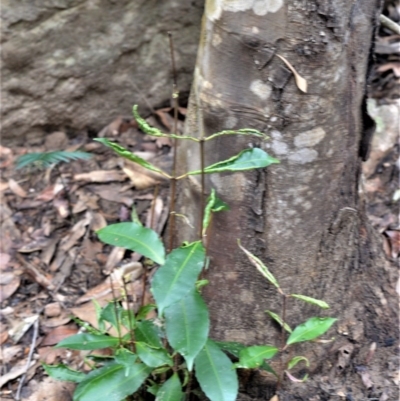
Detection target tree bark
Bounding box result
[176,1,398,399]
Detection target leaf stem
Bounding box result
[167,31,180,252]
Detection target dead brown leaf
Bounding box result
[384,230,400,258]
[377,62,400,77]
[92,185,134,206]
[74,170,126,183]
[0,274,21,302]
[103,246,125,275]
[41,325,78,347]
[0,253,11,270]
[0,358,36,388]
[60,216,91,252]
[90,212,107,231]
[28,376,75,401]
[276,54,307,93]
[8,179,27,198]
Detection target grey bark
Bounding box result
[1,0,203,144]
[176,1,398,399]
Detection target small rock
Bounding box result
[44,132,68,151]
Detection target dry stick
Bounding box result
[380,14,400,35]
[15,317,39,401]
[167,31,180,252]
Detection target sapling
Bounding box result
[43,106,336,401]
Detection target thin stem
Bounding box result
[109,274,122,347]
[277,293,288,389]
[199,139,205,239]
[121,276,136,352]
[167,31,180,252]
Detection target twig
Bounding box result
[15,317,39,401]
[380,14,400,35]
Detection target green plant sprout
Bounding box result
[43,104,336,401]
[16,151,92,170]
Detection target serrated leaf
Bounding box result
[16,151,92,170]
[234,345,278,369]
[194,340,238,401]
[73,362,151,401]
[286,317,337,346]
[155,373,184,401]
[97,222,165,265]
[151,241,205,316]
[238,241,280,288]
[55,333,119,350]
[135,320,163,348]
[214,341,246,358]
[287,356,309,370]
[165,289,209,371]
[95,138,170,177]
[136,342,173,368]
[43,363,86,383]
[290,294,329,309]
[266,311,292,333]
[133,105,197,142]
[187,148,279,175]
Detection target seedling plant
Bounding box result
[44,106,336,401]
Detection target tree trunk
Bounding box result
[176,1,398,399]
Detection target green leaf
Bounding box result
[120,309,136,331]
[165,289,209,371]
[155,373,184,401]
[95,138,170,177]
[135,320,163,349]
[151,241,205,316]
[136,342,173,368]
[97,222,165,265]
[290,294,330,309]
[286,317,337,346]
[43,363,86,383]
[214,341,245,358]
[114,348,138,376]
[136,304,156,321]
[203,189,229,234]
[238,241,280,288]
[234,345,279,369]
[132,105,197,142]
[73,362,151,401]
[100,302,121,330]
[187,148,279,175]
[55,333,119,350]
[194,340,238,401]
[259,361,278,377]
[16,151,92,170]
[266,311,292,333]
[287,356,309,370]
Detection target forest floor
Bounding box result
[0,9,399,401]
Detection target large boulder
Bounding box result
[1,0,203,145]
